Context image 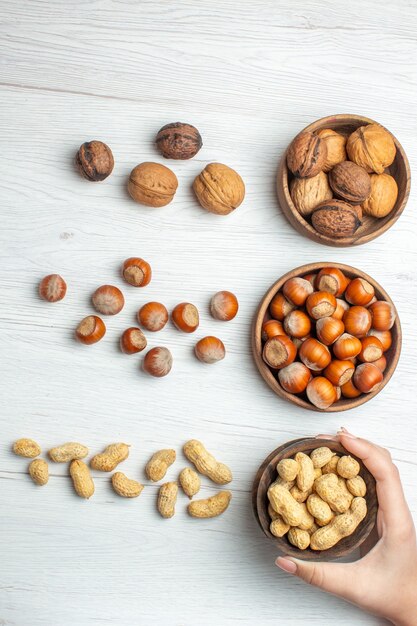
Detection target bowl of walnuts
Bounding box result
[252,438,377,560]
[252,262,401,412]
[277,114,410,246]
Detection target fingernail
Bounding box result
[315,434,338,440]
[338,427,357,439]
[276,557,297,574]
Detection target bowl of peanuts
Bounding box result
[252,438,377,560]
[252,262,401,412]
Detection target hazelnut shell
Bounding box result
[193,163,245,215]
[128,162,178,207]
[75,141,114,181]
[329,161,371,204]
[287,132,327,178]
[156,122,202,160]
[311,200,362,239]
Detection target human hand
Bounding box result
[276,429,417,626]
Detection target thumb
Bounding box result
[276,557,360,601]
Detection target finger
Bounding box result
[276,557,362,604]
[315,434,339,440]
[338,432,411,529]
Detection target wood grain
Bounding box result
[1,1,417,625]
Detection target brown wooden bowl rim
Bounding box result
[252,437,378,560]
[277,113,411,247]
[252,261,402,412]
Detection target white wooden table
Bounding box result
[1,1,416,624]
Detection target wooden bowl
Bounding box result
[277,114,410,247]
[252,438,378,560]
[252,262,401,412]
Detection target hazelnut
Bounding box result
[193,163,245,215]
[172,303,199,333]
[210,291,239,321]
[290,171,333,217]
[128,162,178,207]
[347,124,396,174]
[316,129,347,172]
[195,336,226,364]
[120,328,147,354]
[156,122,202,160]
[311,200,362,239]
[92,285,125,315]
[39,274,67,302]
[363,173,398,218]
[75,141,114,181]
[138,302,168,332]
[143,347,172,377]
[122,258,152,287]
[75,315,106,345]
[286,132,327,178]
[329,161,371,205]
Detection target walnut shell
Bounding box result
[329,161,371,205]
[311,200,362,239]
[316,129,347,172]
[75,141,114,181]
[287,132,327,178]
[193,163,245,215]
[128,162,178,207]
[363,173,398,218]
[290,171,333,217]
[156,122,202,160]
[347,124,396,174]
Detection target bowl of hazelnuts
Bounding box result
[277,114,410,246]
[252,262,401,412]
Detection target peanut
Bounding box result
[295,452,315,492]
[111,472,144,498]
[275,477,295,490]
[187,490,232,518]
[268,503,280,520]
[70,460,95,498]
[314,473,352,513]
[28,459,49,486]
[321,455,340,474]
[288,528,310,550]
[90,443,129,472]
[277,458,299,482]
[179,467,201,499]
[145,449,176,482]
[338,476,354,506]
[48,442,89,463]
[13,438,41,458]
[310,446,335,468]
[307,522,320,535]
[270,516,290,537]
[298,502,315,531]
[290,484,312,503]
[157,482,178,518]
[268,484,305,526]
[337,455,360,479]
[310,497,367,550]
[314,467,322,480]
[183,440,232,485]
[307,493,334,526]
[347,475,367,497]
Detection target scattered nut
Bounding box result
[128,162,178,207]
[75,315,106,344]
[90,443,129,472]
[157,481,178,518]
[193,163,245,215]
[29,459,49,486]
[179,467,201,498]
[311,199,362,238]
[145,449,176,482]
[49,442,89,463]
[122,258,152,287]
[187,490,232,518]
[70,460,95,499]
[287,131,327,178]
[210,291,239,321]
[92,285,125,315]
[120,327,147,354]
[138,302,169,332]
[143,346,173,377]
[347,124,396,174]
[75,140,114,181]
[194,336,226,364]
[183,439,232,485]
[290,171,333,217]
[111,472,144,498]
[13,438,41,458]
[38,274,67,302]
[156,122,202,160]
[172,302,199,333]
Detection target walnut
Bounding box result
[363,173,398,218]
[316,129,347,172]
[193,163,245,215]
[347,124,396,174]
[329,161,371,205]
[156,122,202,160]
[290,171,333,217]
[311,200,362,238]
[287,132,327,178]
[128,162,178,207]
[75,141,114,181]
